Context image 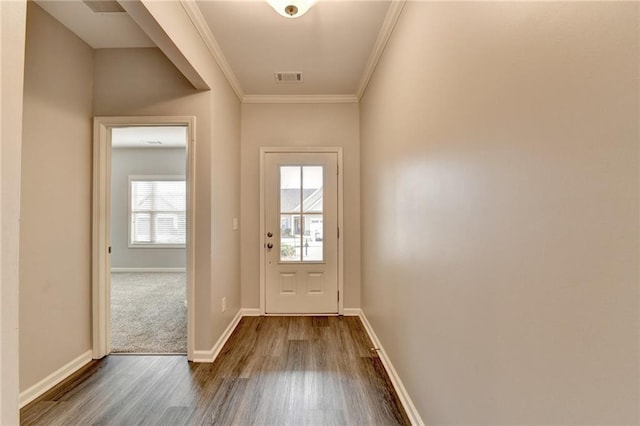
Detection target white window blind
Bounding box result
[130,177,186,246]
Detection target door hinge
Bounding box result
[337,164,339,175]
[337,227,340,239]
[338,291,340,302]
[108,246,111,254]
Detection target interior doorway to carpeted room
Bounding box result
[109,126,188,354]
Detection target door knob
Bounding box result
[267,232,273,238]
[267,243,273,249]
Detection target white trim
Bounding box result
[192,309,244,363]
[92,116,196,362]
[342,308,362,316]
[110,268,186,273]
[259,151,266,315]
[127,245,186,249]
[179,0,244,100]
[337,149,344,314]
[191,350,216,363]
[356,0,406,100]
[240,308,261,317]
[19,350,93,408]
[259,147,344,316]
[264,313,338,317]
[92,119,112,359]
[242,95,359,104]
[358,311,425,426]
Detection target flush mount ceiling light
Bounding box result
[266,0,317,18]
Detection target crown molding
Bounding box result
[242,94,359,104]
[179,0,244,100]
[178,0,403,103]
[356,0,406,100]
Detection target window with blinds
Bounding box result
[129,176,186,247]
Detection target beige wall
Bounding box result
[93,47,241,351]
[20,2,94,392]
[240,103,361,309]
[360,2,638,424]
[209,77,241,334]
[1,0,27,422]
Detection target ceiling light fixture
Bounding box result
[266,0,317,18]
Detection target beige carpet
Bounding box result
[111,272,187,353]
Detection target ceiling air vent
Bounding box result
[83,0,125,13]
[275,72,303,83]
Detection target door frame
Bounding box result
[92,116,196,360]
[259,147,344,315]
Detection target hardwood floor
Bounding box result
[21,316,410,425]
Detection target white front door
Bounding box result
[264,152,338,314]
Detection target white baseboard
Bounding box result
[19,349,93,408]
[241,308,360,316]
[192,309,243,363]
[359,311,424,426]
[111,267,186,273]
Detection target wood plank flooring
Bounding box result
[21,316,410,425]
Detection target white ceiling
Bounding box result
[111,126,187,148]
[195,0,391,96]
[35,0,395,98]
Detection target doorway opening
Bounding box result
[92,117,196,360]
[110,126,187,353]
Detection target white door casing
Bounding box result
[261,149,343,314]
[92,116,196,360]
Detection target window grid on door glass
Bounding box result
[130,177,186,247]
[279,165,324,262]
